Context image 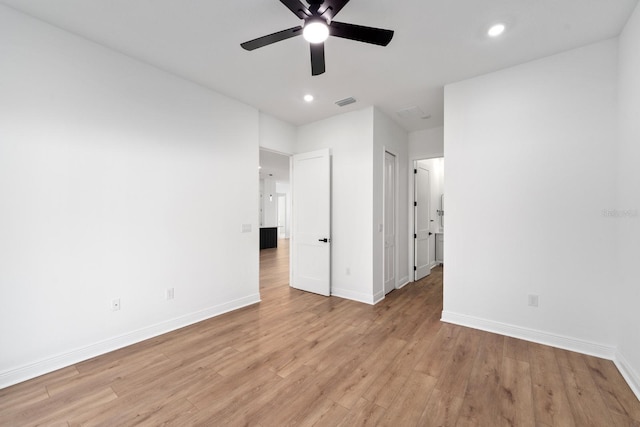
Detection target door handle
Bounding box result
[318,238,329,243]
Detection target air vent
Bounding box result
[396,106,431,120]
[335,97,356,107]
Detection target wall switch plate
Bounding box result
[528,294,539,307]
[166,288,174,300]
[111,298,121,311]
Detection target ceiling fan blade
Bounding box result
[310,43,326,76]
[280,0,310,19]
[241,26,303,51]
[329,21,394,46]
[318,0,350,21]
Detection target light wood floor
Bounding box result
[1,239,639,426]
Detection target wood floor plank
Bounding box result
[456,332,505,427]
[529,342,576,427]
[297,397,349,426]
[609,410,640,427]
[499,356,535,427]
[362,311,441,408]
[414,322,462,377]
[377,371,438,426]
[336,397,386,427]
[432,326,482,399]
[418,388,464,427]
[9,386,118,426]
[504,335,531,363]
[584,355,640,422]
[1,240,638,426]
[555,347,615,426]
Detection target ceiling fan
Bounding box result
[240,0,394,76]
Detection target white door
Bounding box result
[383,152,396,295]
[414,162,431,280]
[291,149,331,296]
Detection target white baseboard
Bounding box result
[440,311,616,359]
[331,287,376,305]
[0,294,261,390]
[614,349,640,401]
[372,290,385,305]
[396,276,410,290]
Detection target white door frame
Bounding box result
[258,147,293,296]
[407,154,444,282]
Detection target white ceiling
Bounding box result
[260,149,290,182]
[2,0,637,132]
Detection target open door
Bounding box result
[291,149,331,296]
[414,163,431,280]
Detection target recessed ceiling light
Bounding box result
[304,94,314,102]
[303,20,329,44]
[488,23,506,37]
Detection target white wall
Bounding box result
[261,178,278,227]
[296,108,375,303]
[276,182,291,238]
[295,108,409,304]
[443,39,619,356]
[373,108,410,300]
[259,112,296,155]
[616,2,640,397]
[409,127,444,160]
[0,6,260,388]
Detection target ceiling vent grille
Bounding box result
[335,97,356,107]
[396,106,431,120]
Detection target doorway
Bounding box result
[413,157,444,281]
[259,148,292,287]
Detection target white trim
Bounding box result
[372,290,386,305]
[0,294,261,389]
[441,311,616,359]
[332,287,377,305]
[396,276,410,290]
[409,155,444,286]
[614,349,640,401]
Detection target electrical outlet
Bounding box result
[346,267,351,275]
[111,298,121,311]
[528,294,539,307]
[166,288,174,300]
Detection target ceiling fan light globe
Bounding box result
[488,23,506,37]
[303,21,329,43]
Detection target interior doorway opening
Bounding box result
[259,148,292,289]
[413,157,444,281]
